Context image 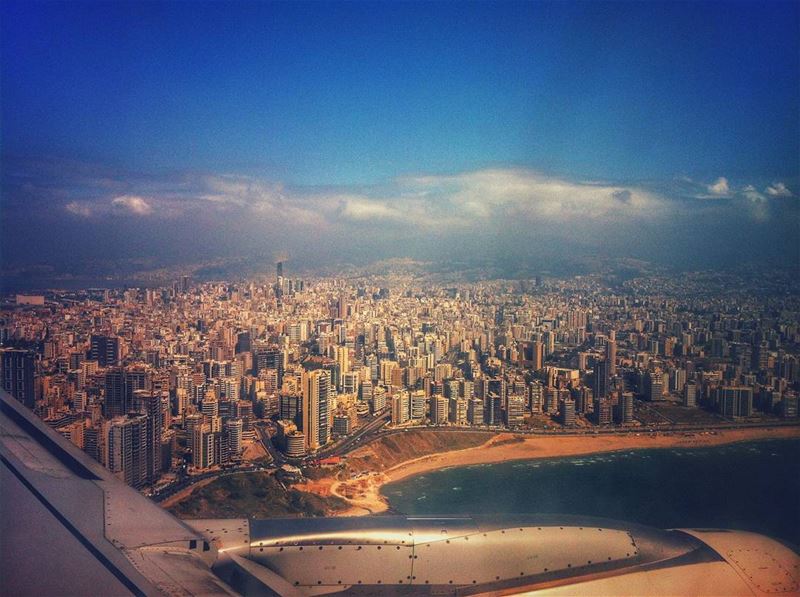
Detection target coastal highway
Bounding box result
[255,407,391,466]
[318,408,391,458]
[151,464,261,503]
[358,418,800,444]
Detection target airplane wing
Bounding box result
[0,389,235,596]
[2,389,798,596]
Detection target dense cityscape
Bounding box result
[1,2,798,594]
[2,262,798,496]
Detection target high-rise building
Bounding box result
[89,335,119,367]
[279,392,302,425]
[83,423,107,466]
[380,360,398,386]
[337,295,348,319]
[285,432,306,458]
[108,414,148,488]
[484,393,503,425]
[410,390,426,420]
[392,391,410,425]
[191,422,215,469]
[201,396,220,431]
[518,341,543,370]
[529,381,544,414]
[683,382,697,408]
[614,392,634,424]
[781,394,798,419]
[461,380,474,401]
[717,386,753,418]
[467,397,483,425]
[506,395,526,427]
[669,368,687,393]
[57,421,85,450]
[543,386,559,414]
[594,359,610,399]
[445,379,461,400]
[335,346,350,390]
[131,390,163,484]
[302,369,330,451]
[332,413,351,436]
[431,396,449,425]
[235,331,251,354]
[1,348,35,408]
[575,386,591,414]
[225,418,243,456]
[371,386,387,412]
[103,368,126,418]
[594,399,613,425]
[605,338,617,375]
[275,261,285,299]
[450,397,468,425]
[646,370,665,401]
[253,346,284,385]
[360,379,373,402]
[342,371,359,395]
[234,400,253,431]
[559,399,576,427]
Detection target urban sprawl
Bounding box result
[2,265,799,495]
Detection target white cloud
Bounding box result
[740,185,768,221]
[111,195,153,216]
[742,185,765,202]
[765,182,792,197]
[199,174,286,208]
[65,201,93,217]
[707,177,730,196]
[338,197,404,221]
[399,169,668,226]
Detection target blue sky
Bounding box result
[1,1,798,274]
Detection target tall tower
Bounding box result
[594,360,610,399]
[108,414,148,488]
[335,346,350,390]
[606,338,617,375]
[90,335,119,367]
[191,421,215,469]
[302,369,330,451]
[131,390,163,484]
[104,368,126,418]
[1,349,35,408]
[275,261,285,299]
[532,341,544,370]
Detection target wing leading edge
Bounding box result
[0,389,235,596]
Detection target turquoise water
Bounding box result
[382,439,800,544]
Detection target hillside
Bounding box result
[169,472,349,519]
[345,430,493,474]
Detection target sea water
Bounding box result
[382,439,800,544]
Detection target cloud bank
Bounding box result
[1,157,797,272]
[56,168,672,230]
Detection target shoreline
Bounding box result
[320,426,800,516]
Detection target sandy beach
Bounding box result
[318,426,800,516]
